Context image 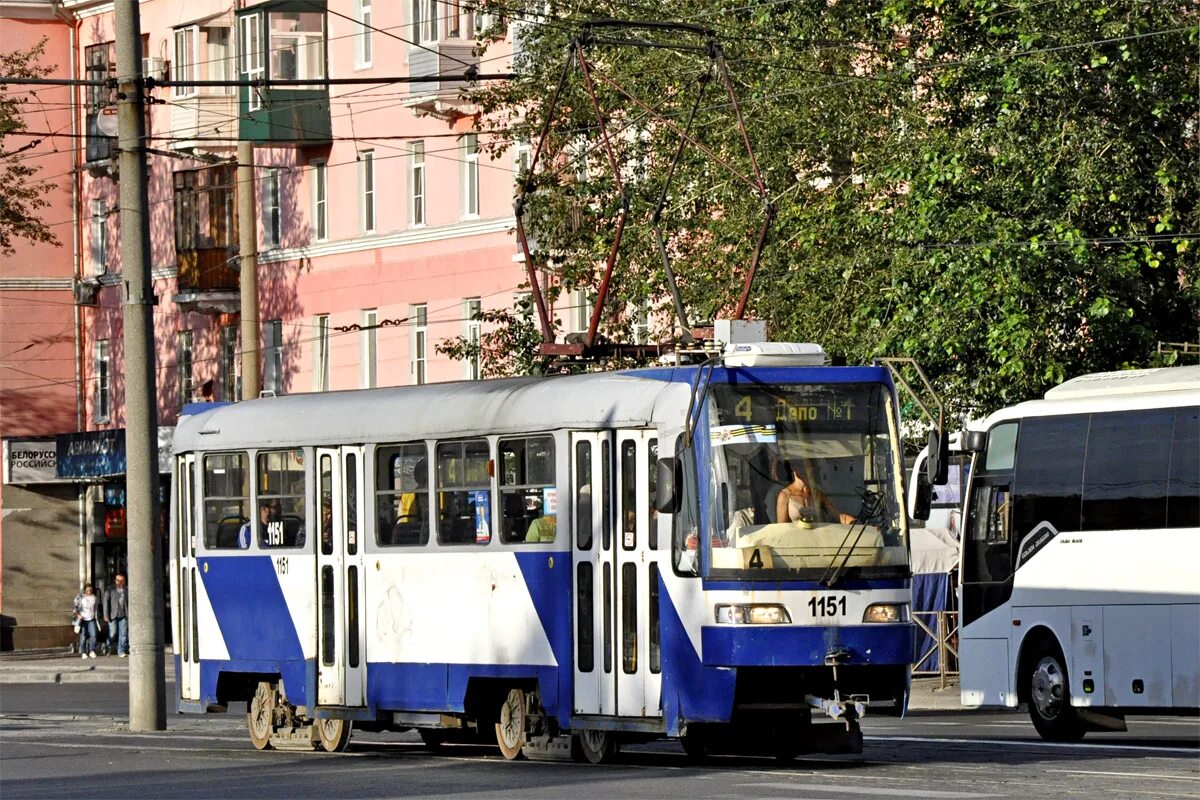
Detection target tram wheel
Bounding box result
[1026,641,1086,742]
[571,729,614,764]
[247,681,276,751]
[315,717,353,752]
[495,688,528,760]
[419,729,446,751]
[681,730,710,763]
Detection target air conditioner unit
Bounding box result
[143,57,167,82]
[74,278,100,306]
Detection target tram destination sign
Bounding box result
[2,438,59,484]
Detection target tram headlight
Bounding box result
[714,604,791,625]
[862,602,909,623]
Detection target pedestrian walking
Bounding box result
[102,573,129,657]
[73,584,99,659]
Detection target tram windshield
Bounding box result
[704,382,907,580]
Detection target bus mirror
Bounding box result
[910,475,933,523]
[656,457,682,514]
[962,430,987,453]
[927,427,950,485]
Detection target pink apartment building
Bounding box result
[0,0,566,649]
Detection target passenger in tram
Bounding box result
[320,497,333,551]
[237,502,270,549]
[775,459,855,526]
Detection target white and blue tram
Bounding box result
[169,344,917,759]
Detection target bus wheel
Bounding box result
[1027,643,1086,742]
[495,688,527,760]
[247,681,276,750]
[571,729,613,764]
[315,718,353,753]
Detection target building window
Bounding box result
[513,139,531,189]
[84,42,117,162]
[411,0,438,43]
[631,301,651,344]
[465,298,481,380]
[409,141,425,226]
[238,13,264,111]
[268,11,325,82]
[362,309,377,389]
[462,134,479,217]
[314,314,330,392]
[90,200,108,275]
[412,303,427,385]
[311,159,327,241]
[179,330,194,407]
[173,27,197,97]
[207,27,233,93]
[360,150,375,233]
[262,167,280,248]
[220,324,239,402]
[356,0,372,66]
[570,287,593,334]
[264,319,284,396]
[94,339,110,423]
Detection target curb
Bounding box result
[1,670,131,685]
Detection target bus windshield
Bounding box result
[705,381,907,580]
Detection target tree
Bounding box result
[468,1,1198,418]
[0,40,60,257]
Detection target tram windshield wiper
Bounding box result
[819,489,884,588]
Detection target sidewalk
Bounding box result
[0,648,176,685]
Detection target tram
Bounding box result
[169,342,918,760]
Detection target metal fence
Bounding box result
[913,610,958,688]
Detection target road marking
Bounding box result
[742,782,1003,798]
[868,734,1198,755]
[1048,769,1200,782]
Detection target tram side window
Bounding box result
[257,449,307,548]
[437,439,491,545]
[1013,415,1087,538]
[376,444,429,546]
[203,453,249,549]
[672,439,700,576]
[1082,410,1173,531]
[1168,407,1200,528]
[499,436,556,544]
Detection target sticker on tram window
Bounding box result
[808,595,847,617]
[742,547,773,569]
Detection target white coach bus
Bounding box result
[957,366,1200,740]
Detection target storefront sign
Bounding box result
[2,438,59,484]
[55,427,175,479]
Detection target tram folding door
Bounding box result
[315,447,368,707]
[571,430,660,719]
[174,455,201,701]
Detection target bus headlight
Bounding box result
[863,603,909,623]
[715,604,791,625]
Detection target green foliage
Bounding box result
[468,1,1198,417]
[0,40,60,256]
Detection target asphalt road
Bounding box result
[1,682,1196,799]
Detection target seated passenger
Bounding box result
[525,514,557,543]
[775,460,855,526]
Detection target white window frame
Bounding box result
[264,319,284,396]
[261,167,280,248]
[179,329,194,407]
[173,26,198,98]
[314,314,330,392]
[238,13,264,112]
[90,199,107,276]
[411,303,427,385]
[465,298,482,380]
[409,141,425,227]
[361,309,377,389]
[311,159,328,241]
[356,0,373,68]
[94,339,110,423]
[462,134,479,218]
[207,26,234,95]
[220,324,239,402]
[570,287,592,334]
[360,150,376,234]
[411,0,439,44]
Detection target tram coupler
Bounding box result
[805,693,867,723]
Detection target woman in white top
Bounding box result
[74,583,99,658]
[775,460,856,526]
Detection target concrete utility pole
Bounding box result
[114,0,166,731]
[238,140,260,400]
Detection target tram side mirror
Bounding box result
[656,457,682,514]
[910,471,933,524]
[962,430,988,453]
[926,427,950,486]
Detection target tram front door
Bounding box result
[571,430,661,719]
[315,447,367,707]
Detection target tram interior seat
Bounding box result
[215,515,246,548]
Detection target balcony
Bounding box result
[169,93,238,152]
[172,165,240,314]
[406,42,480,119]
[174,247,240,313]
